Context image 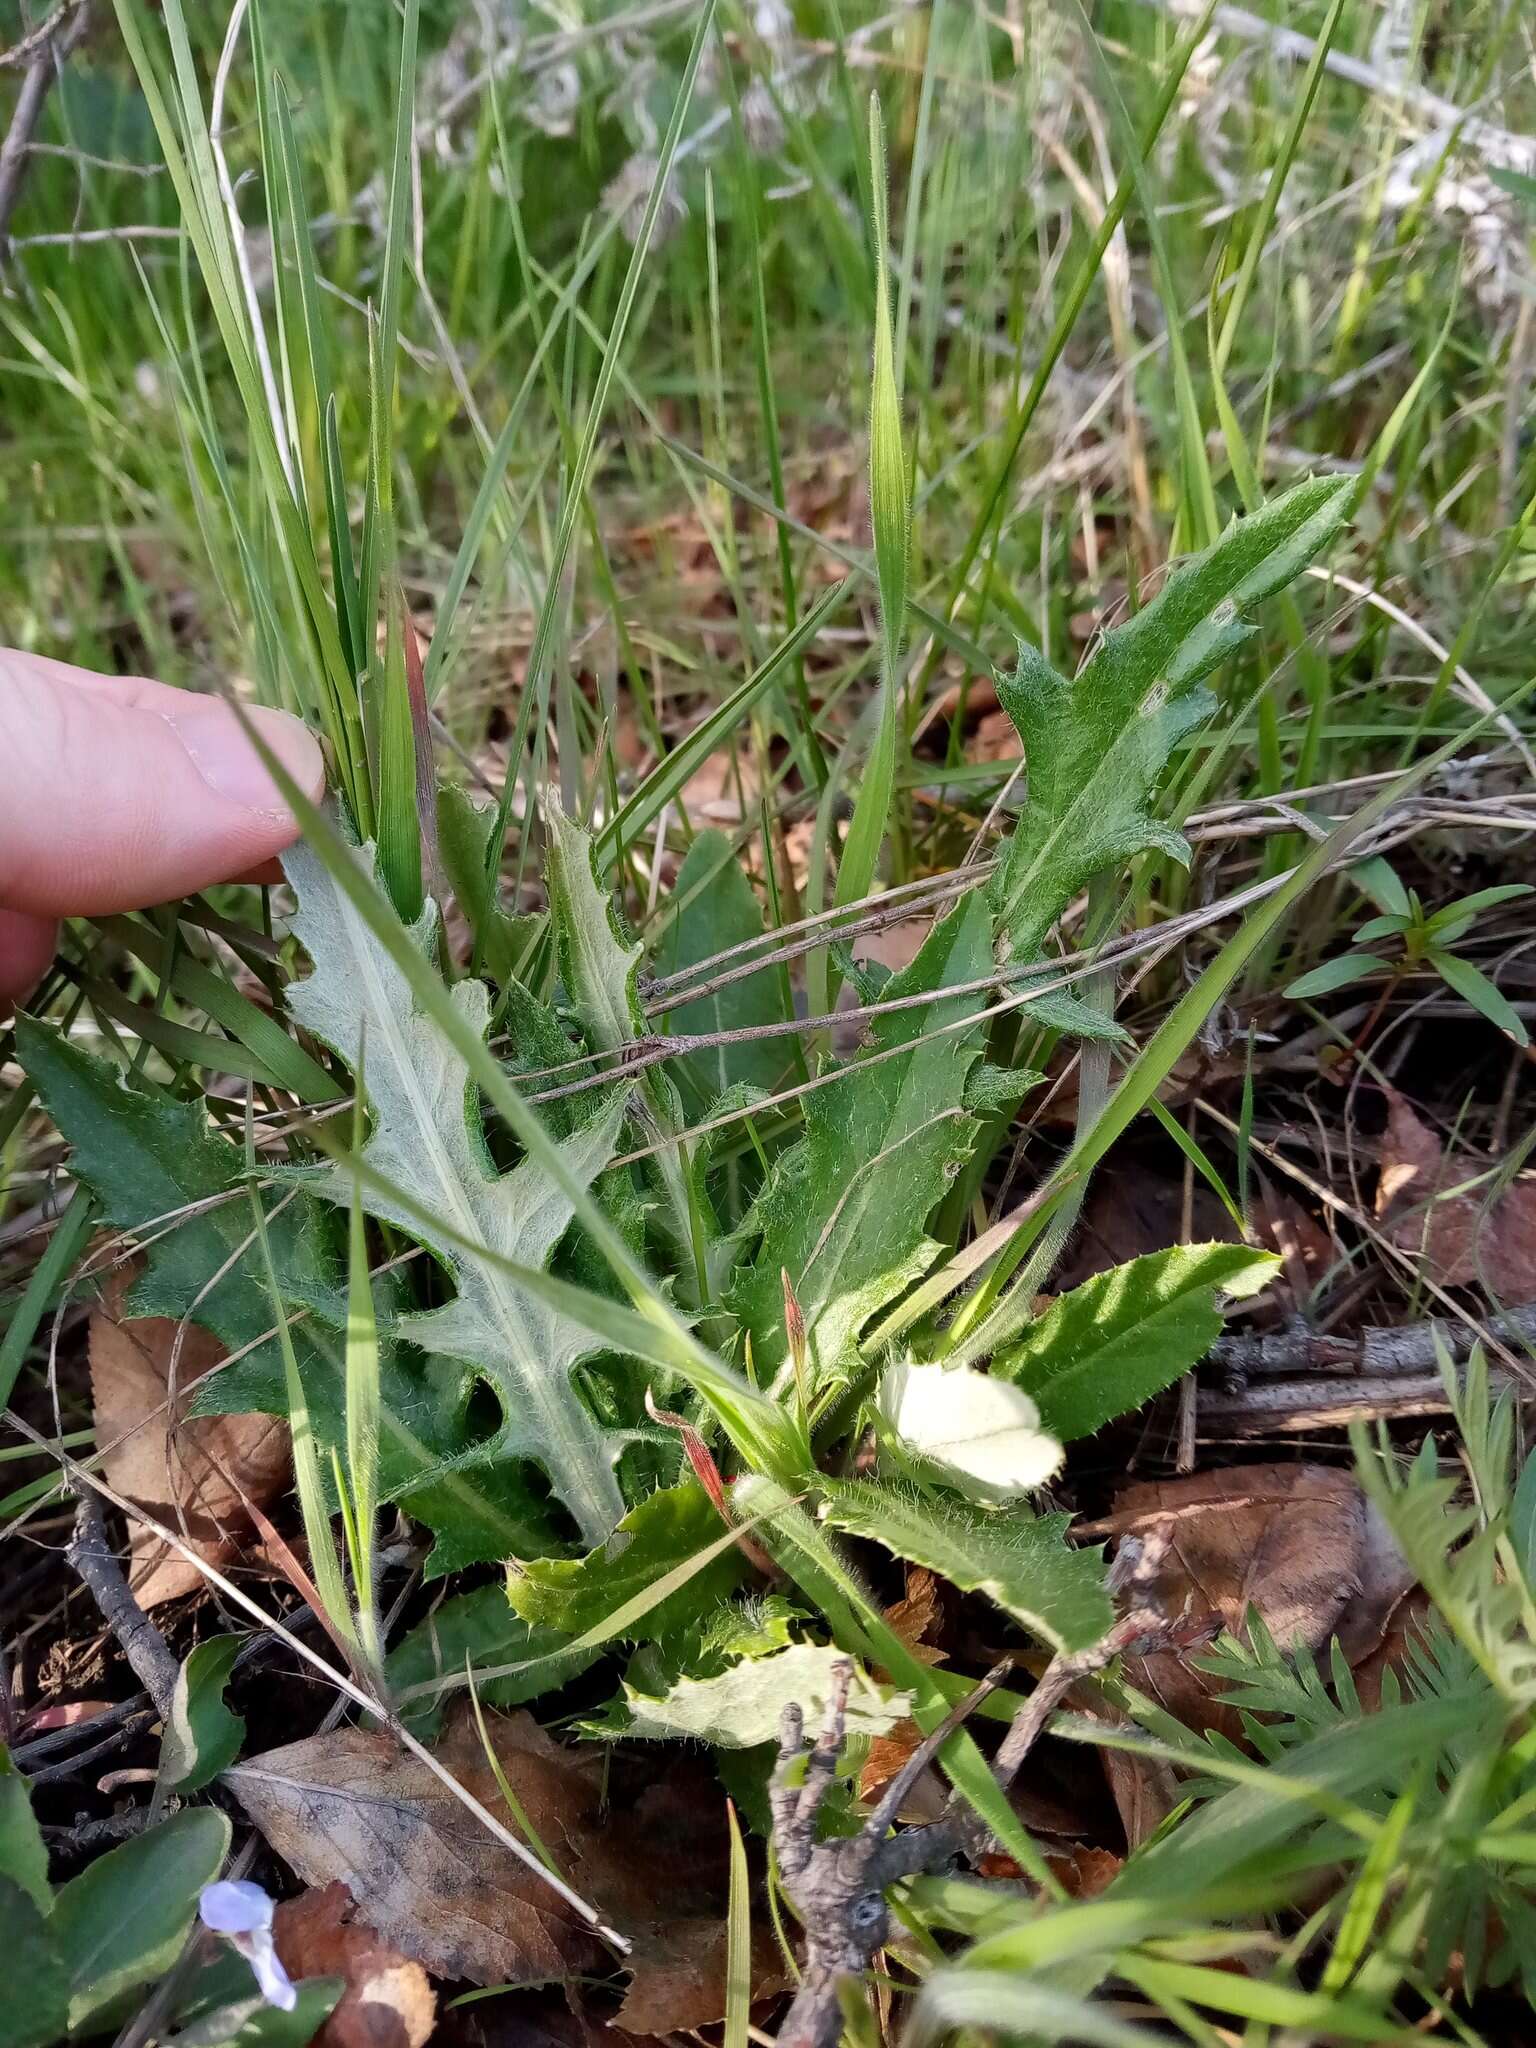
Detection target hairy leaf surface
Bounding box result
[17,1018,564,1568]
[387,1585,594,1736]
[994,1243,1278,1441]
[991,476,1351,963]
[545,801,703,1279]
[16,1015,344,1392]
[727,890,992,1388]
[284,837,629,1545]
[821,1478,1111,1652]
[509,1480,748,1641]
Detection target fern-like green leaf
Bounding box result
[991,475,1351,963]
[726,890,993,1390]
[284,836,629,1545]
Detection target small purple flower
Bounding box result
[199,1880,297,2012]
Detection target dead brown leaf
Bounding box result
[858,1570,950,1806]
[858,1719,946,1821]
[1376,1090,1536,1297]
[620,1918,788,2034]
[1352,1587,1434,1711]
[91,1265,289,1607]
[1110,1463,1415,1737]
[274,1883,435,2048]
[966,708,1021,764]
[230,1707,786,2031]
[883,1566,946,1667]
[1045,1845,1123,1898]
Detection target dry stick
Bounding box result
[1192,1096,1536,1391]
[535,815,1461,1114]
[0,0,91,261]
[1213,1300,1536,1380]
[622,816,1530,1180]
[65,1487,178,1719]
[10,1414,630,1952]
[1199,1370,1464,1433]
[768,1536,1202,2048]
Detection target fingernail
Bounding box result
[163,699,324,816]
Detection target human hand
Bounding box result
[0,649,326,1009]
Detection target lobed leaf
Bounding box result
[283,835,631,1546]
[615,1641,910,1748]
[990,475,1351,965]
[509,1481,748,1642]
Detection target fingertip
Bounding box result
[0,910,59,1014]
[0,656,327,916]
[161,698,327,825]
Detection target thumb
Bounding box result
[0,650,325,919]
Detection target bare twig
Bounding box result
[0,0,92,264]
[65,1485,179,1718]
[1213,1301,1536,1381]
[1199,1370,1467,1433]
[769,1538,1212,2048]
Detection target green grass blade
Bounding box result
[833,93,908,921]
[479,0,721,882]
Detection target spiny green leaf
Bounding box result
[437,783,540,988]
[15,1015,344,1397]
[614,1641,910,1748]
[653,831,793,1114]
[821,1478,1111,1653]
[990,475,1351,964]
[545,799,704,1282]
[14,1015,557,1569]
[579,1594,805,1736]
[993,1244,1279,1441]
[160,1635,246,1793]
[283,834,629,1545]
[387,1584,595,1737]
[727,891,993,1390]
[509,1480,748,1641]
